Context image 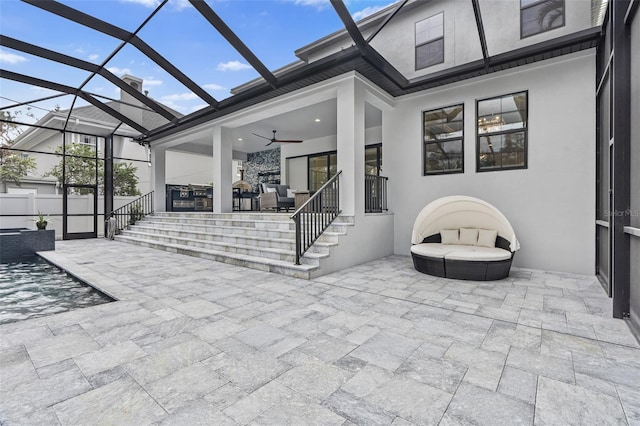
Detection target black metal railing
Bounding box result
[291,171,341,265]
[365,174,388,213]
[107,191,154,236]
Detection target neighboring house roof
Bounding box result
[12,94,183,149]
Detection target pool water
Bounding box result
[0,257,113,325]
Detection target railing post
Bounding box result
[294,214,301,265]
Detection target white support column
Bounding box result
[336,78,366,217]
[213,126,233,213]
[151,146,166,212]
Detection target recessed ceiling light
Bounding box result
[238,138,243,141]
[314,118,321,122]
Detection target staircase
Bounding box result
[114,212,353,279]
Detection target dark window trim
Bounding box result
[520,0,566,39]
[475,90,528,173]
[415,11,445,71]
[307,150,337,191]
[422,103,464,176]
[365,143,383,176]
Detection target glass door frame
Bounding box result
[63,184,98,240]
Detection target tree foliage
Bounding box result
[46,143,141,196]
[0,110,38,187]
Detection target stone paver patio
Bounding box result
[1,239,639,425]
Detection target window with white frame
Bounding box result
[476,91,528,172]
[415,12,444,70]
[71,133,97,146]
[521,0,565,38]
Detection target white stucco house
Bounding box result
[142,0,598,276]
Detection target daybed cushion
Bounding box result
[440,229,459,245]
[459,228,479,246]
[445,246,511,262]
[410,243,457,259]
[477,229,498,248]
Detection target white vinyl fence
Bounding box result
[0,194,140,239]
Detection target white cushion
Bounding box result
[266,187,277,193]
[287,189,295,198]
[440,229,459,245]
[477,229,498,248]
[459,228,479,246]
[411,243,457,259]
[445,246,511,261]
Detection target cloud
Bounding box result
[161,92,199,102]
[143,77,163,86]
[107,66,132,76]
[216,61,252,72]
[290,0,330,10]
[203,83,226,91]
[170,0,191,10]
[119,0,160,7]
[88,53,100,61]
[0,50,27,65]
[352,2,396,22]
[118,0,190,9]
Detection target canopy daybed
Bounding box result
[410,196,520,280]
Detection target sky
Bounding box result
[0,0,397,124]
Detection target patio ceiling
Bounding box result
[1,0,601,146]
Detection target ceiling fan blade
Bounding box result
[265,141,274,146]
[273,139,303,143]
[252,132,272,141]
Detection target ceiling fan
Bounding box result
[253,130,303,147]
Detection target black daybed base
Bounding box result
[411,234,515,281]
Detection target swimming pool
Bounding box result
[0,257,113,325]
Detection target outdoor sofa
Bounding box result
[410,195,520,280]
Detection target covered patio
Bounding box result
[1,239,638,424]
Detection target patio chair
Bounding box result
[260,183,295,211]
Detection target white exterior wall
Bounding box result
[385,51,596,274]
[371,0,482,80]
[280,126,383,190]
[304,1,592,81]
[482,0,592,55]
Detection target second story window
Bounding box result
[416,12,444,70]
[521,0,565,38]
[71,133,97,147]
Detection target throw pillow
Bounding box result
[287,189,295,198]
[459,228,479,246]
[440,229,459,245]
[477,229,498,248]
[266,187,277,193]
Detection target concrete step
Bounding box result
[114,234,318,279]
[142,215,355,234]
[117,230,325,265]
[132,220,347,244]
[126,224,337,253]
